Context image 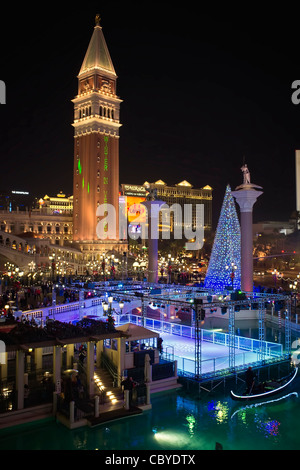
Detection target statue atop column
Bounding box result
[241,163,251,185]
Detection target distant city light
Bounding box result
[11,191,29,195]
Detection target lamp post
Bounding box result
[119,300,124,315]
[108,295,113,312]
[102,301,108,316]
[168,254,172,284]
[106,295,114,330]
[272,269,281,289]
[226,262,237,290]
[289,281,298,322]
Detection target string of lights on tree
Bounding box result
[204,185,241,292]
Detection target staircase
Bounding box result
[93,367,124,411]
[149,376,182,394]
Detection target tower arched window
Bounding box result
[100,106,103,116]
[111,109,114,119]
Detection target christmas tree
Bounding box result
[204,185,241,291]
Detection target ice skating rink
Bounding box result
[48,306,273,376]
[159,332,264,375]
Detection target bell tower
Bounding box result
[72,15,124,252]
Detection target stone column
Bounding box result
[66,344,74,368]
[86,341,95,397]
[0,353,8,382]
[232,184,263,292]
[117,338,122,387]
[142,200,165,284]
[53,345,62,393]
[94,395,99,418]
[16,350,25,410]
[96,340,103,368]
[34,348,43,371]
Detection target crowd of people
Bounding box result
[0,281,102,316]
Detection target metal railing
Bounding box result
[100,352,123,387]
[117,314,283,358]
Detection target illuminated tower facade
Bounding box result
[72,16,125,253]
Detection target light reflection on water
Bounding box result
[0,384,299,450]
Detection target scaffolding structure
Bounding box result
[285,296,292,355]
[94,282,292,381]
[228,304,235,371]
[258,300,266,363]
[194,299,202,379]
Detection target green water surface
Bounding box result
[0,379,299,451]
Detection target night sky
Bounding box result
[1,3,300,228]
